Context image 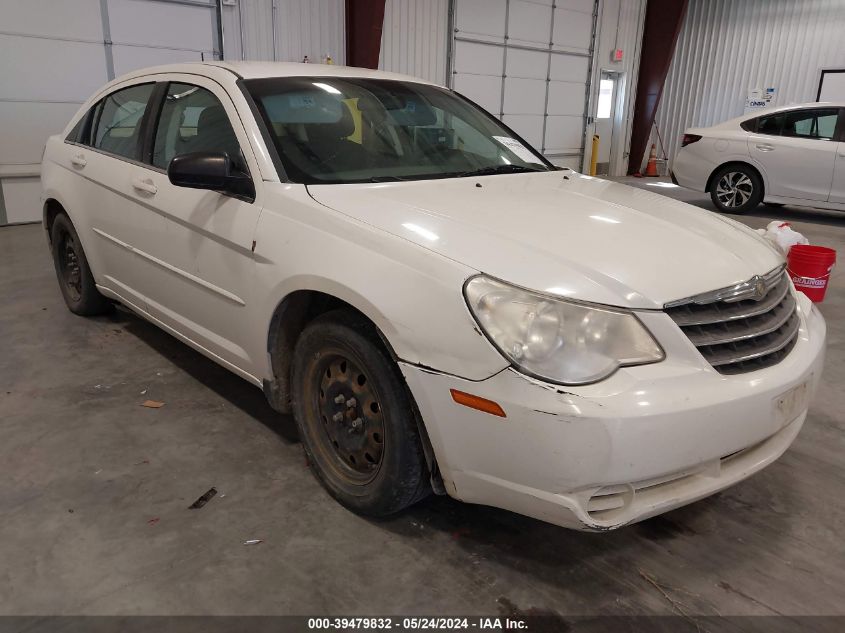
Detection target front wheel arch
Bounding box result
[264,291,445,495]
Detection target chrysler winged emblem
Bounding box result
[752,276,767,300]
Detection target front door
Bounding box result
[128,76,264,379]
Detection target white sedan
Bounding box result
[673,102,845,213]
[41,63,826,531]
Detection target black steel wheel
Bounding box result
[710,165,762,214]
[50,213,111,315]
[291,309,429,516]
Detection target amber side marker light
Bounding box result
[450,389,506,418]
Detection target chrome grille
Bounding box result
[665,267,799,374]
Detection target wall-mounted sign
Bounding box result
[744,87,776,114]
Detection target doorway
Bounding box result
[593,70,621,176]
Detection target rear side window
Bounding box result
[755,113,785,136]
[739,118,757,132]
[65,112,89,143]
[92,83,155,160]
[152,82,246,171]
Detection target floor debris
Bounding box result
[188,487,218,510]
[141,400,165,409]
[147,517,160,526]
[243,539,263,546]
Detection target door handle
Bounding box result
[132,177,158,195]
[70,153,87,167]
[755,144,775,152]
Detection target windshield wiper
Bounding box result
[454,164,546,178]
[367,175,412,182]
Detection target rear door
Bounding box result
[130,75,264,378]
[70,81,162,310]
[748,107,839,202]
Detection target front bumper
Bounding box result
[401,294,826,531]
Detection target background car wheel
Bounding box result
[291,309,430,517]
[50,214,111,316]
[710,165,762,214]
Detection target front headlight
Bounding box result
[464,275,664,385]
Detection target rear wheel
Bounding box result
[50,214,111,315]
[710,165,762,214]
[291,310,429,516]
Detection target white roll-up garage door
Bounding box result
[0,0,221,225]
[450,0,597,169]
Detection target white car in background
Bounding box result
[41,63,826,531]
[672,102,845,214]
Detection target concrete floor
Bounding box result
[1,182,843,618]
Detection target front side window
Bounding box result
[781,108,838,140]
[152,83,247,171]
[92,83,155,160]
[245,77,552,184]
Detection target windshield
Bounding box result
[244,77,553,184]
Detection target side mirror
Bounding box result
[168,151,255,200]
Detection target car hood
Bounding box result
[307,171,783,309]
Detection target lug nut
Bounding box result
[350,417,363,430]
[334,395,346,404]
[332,412,344,423]
[346,398,357,408]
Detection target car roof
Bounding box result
[689,101,845,132]
[741,101,845,116]
[109,61,438,88]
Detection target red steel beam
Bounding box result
[345,0,387,69]
[627,0,689,174]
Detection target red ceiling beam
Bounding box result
[627,0,689,174]
[345,0,386,69]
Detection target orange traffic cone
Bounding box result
[644,143,659,177]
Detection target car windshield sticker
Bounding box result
[492,136,543,164]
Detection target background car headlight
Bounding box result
[464,276,664,385]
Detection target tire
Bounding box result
[764,201,785,208]
[50,213,111,316]
[291,309,429,516]
[709,165,763,214]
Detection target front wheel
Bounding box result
[291,310,429,516]
[710,165,762,214]
[50,214,111,316]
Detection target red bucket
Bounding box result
[787,245,836,302]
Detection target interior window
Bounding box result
[92,83,155,160]
[781,108,839,140]
[152,83,246,171]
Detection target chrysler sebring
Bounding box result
[41,63,826,530]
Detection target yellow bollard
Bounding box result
[589,134,599,176]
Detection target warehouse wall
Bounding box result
[379,0,449,85]
[0,0,345,225]
[222,0,344,64]
[584,0,646,175]
[656,0,845,167]
[376,0,646,175]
